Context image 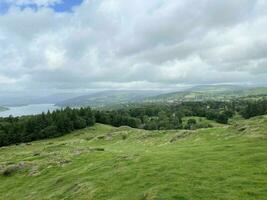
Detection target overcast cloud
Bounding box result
[0,0,267,95]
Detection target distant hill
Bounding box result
[188,84,245,92]
[0,93,87,106]
[56,90,166,107]
[145,85,267,102]
[57,86,267,107]
[0,106,8,112]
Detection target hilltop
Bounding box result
[0,116,266,199]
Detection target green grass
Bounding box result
[182,116,223,128]
[0,116,267,200]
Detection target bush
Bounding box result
[216,113,228,124]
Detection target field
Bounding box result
[0,116,267,200]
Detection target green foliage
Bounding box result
[95,101,233,130]
[74,117,87,129]
[0,107,95,147]
[1,99,266,147]
[241,99,267,119]
[185,118,197,130]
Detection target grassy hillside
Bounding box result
[0,116,267,199]
[146,86,267,102]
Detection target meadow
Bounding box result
[0,115,266,199]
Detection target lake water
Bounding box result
[0,104,61,117]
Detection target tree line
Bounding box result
[95,101,235,130]
[240,99,267,119]
[0,99,266,147]
[0,107,94,147]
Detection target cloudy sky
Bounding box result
[0,0,267,96]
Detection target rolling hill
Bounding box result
[0,116,266,199]
[0,93,87,107]
[145,85,267,102]
[56,85,267,108]
[56,90,166,108]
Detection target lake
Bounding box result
[0,104,61,117]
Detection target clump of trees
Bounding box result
[95,101,235,130]
[0,107,94,147]
[240,99,267,119]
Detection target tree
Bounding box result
[216,113,228,124]
[186,118,197,130]
[74,117,87,129]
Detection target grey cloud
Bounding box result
[0,0,267,95]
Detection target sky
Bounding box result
[0,0,267,96]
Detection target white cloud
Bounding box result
[0,75,16,84]
[44,46,66,70]
[0,0,266,94]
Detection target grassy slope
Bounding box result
[0,116,267,200]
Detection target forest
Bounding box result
[0,107,95,147]
[0,99,266,147]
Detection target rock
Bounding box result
[2,165,20,176]
[2,162,26,176]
